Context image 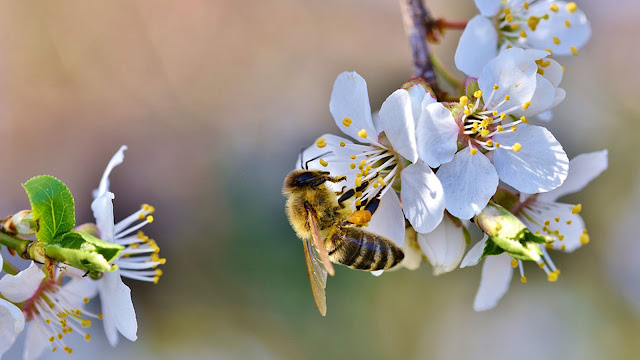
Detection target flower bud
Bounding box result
[475,203,544,262]
[2,210,37,236]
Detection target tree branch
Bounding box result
[399,0,437,87]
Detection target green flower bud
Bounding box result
[2,210,37,236]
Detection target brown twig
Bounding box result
[398,0,437,87]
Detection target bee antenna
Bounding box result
[299,147,305,169]
[304,151,332,170]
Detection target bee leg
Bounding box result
[327,175,347,183]
[363,196,381,216]
[337,188,355,207]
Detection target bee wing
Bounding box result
[303,237,328,316]
[307,210,335,276]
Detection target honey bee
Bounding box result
[282,154,405,316]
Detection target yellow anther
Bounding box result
[559,235,564,241]
[570,46,578,55]
[153,276,160,284]
[358,129,368,138]
[504,8,511,15]
[459,96,468,106]
[566,220,572,225]
[520,276,527,283]
[82,320,91,328]
[564,19,572,28]
[555,217,560,222]
[523,1,529,10]
[98,313,103,320]
[511,126,518,132]
[83,297,89,304]
[486,140,493,147]
[520,30,527,38]
[316,138,326,148]
[58,334,63,340]
[510,259,518,268]
[49,336,55,342]
[339,142,346,147]
[561,245,566,251]
[349,154,356,160]
[355,178,362,187]
[75,310,82,316]
[137,231,145,239]
[85,334,92,341]
[572,204,582,214]
[546,48,553,55]
[553,36,561,45]
[492,110,498,116]
[473,90,483,98]
[509,23,520,31]
[46,319,51,324]
[500,113,506,120]
[547,272,559,282]
[506,44,512,49]
[580,232,590,244]
[493,84,499,90]
[373,183,379,189]
[52,348,57,353]
[520,116,527,123]
[365,166,372,172]
[512,143,522,152]
[472,122,479,129]
[319,159,328,167]
[522,101,531,110]
[539,262,546,269]
[495,142,501,148]
[342,117,352,127]
[497,126,504,132]
[528,16,541,31]
[545,243,554,249]
[566,2,577,13]
[480,129,490,137]
[155,269,164,276]
[562,65,566,73]
[550,3,559,12]
[464,109,471,116]
[138,213,145,220]
[349,163,356,169]
[506,13,513,23]
[355,199,362,206]
[146,215,154,223]
[470,148,478,155]
[544,220,551,226]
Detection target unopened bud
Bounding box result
[2,210,37,236]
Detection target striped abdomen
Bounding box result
[327,227,404,271]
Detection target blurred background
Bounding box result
[0,0,638,359]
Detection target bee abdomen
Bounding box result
[328,227,404,271]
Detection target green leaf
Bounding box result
[481,238,505,259]
[22,176,75,243]
[43,231,123,274]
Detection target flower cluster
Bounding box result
[294,0,605,311]
[0,146,164,359]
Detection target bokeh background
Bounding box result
[0,0,638,359]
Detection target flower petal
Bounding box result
[406,83,434,121]
[479,48,538,112]
[0,298,24,357]
[473,253,513,311]
[541,58,564,87]
[378,89,418,163]
[538,150,608,202]
[23,319,50,360]
[516,74,557,117]
[526,1,591,56]
[99,271,137,346]
[438,150,499,220]
[474,0,501,17]
[455,15,499,77]
[94,145,127,198]
[401,162,445,233]
[521,201,585,252]
[536,110,553,122]
[400,230,423,270]
[367,190,406,247]
[91,191,116,243]
[0,262,44,303]
[418,215,466,275]
[416,102,459,168]
[460,235,488,268]
[493,124,569,193]
[329,72,378,144]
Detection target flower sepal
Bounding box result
[475,203,550,262]
[1,210,37,236]
[42,231,124,278]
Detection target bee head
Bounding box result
[283,170,331,191]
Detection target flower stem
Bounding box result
[439,19,467,30]
[430,53,463,92]
[399,0,437,87]
[0,231,31,257]
[2,259,19,275]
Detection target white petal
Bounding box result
[99,271,138,346]
[0,262,44,303]
[64,278,99,306]
[370,270,384,277]
[23,319,50,360]
[493,124,569,193]
[418,216,466,275]
[367,190,406,248]
[460,235,488,268]
[329,72,378,144]
[401,162,445,233]
[551,87,566,108]
[400,232,423,271]
[438,150,499,220]
[479,48,538,112]
[91,191,116,243]
[474,0,501,17]
[94,145,128,198]
[378,89,418,163]
[542,58,564,87]
[0,253,3,274]
[406,83,433,121]
[526,1,591,56]
[0,298,24,357]
[536,110,553,122]
[473,253,513,311]
[455,15,499,77]
[521,201,585,252]
[416,102,460,168]
[538,150,608,202]
[517,74,556,117]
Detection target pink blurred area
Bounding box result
[0,0,638,359]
